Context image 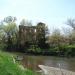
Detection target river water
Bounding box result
[18,55,75,72]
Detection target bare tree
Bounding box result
[20,19,32,26]
[66,19,75,30]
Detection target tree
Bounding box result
[49,29,61,46]
[0,16,18,51]
[36,22,49,49]
[4,16,16,23]
[66,19,75,44]
[20,19,32,26]
[49,29,67,49]
[48,29,67,55]
[0,29,7,50]
[68,30,75,44]
[66,19,75,30]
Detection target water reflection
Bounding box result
[18,55,75,72]
[21,56,44,71]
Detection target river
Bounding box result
[17,54,75,72]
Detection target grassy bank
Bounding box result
[0,51,37,75]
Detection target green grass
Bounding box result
[0,51,37,75]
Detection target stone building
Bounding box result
[19,25,36,45]
[19,22,46,48]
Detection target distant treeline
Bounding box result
[0,16,75,57]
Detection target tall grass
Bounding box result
[0,51,37,75]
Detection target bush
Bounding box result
[49,44,75,57]
[65,45,75,56]
[59,45,75,57]
[0,43,7,50]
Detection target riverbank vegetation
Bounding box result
[0,16,75,57]
[0,51,37,75]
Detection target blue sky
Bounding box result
[0,0,75,30]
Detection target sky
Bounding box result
[0,0,75,31]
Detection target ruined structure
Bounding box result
[19,26,36,44]
[19,22,46,49]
